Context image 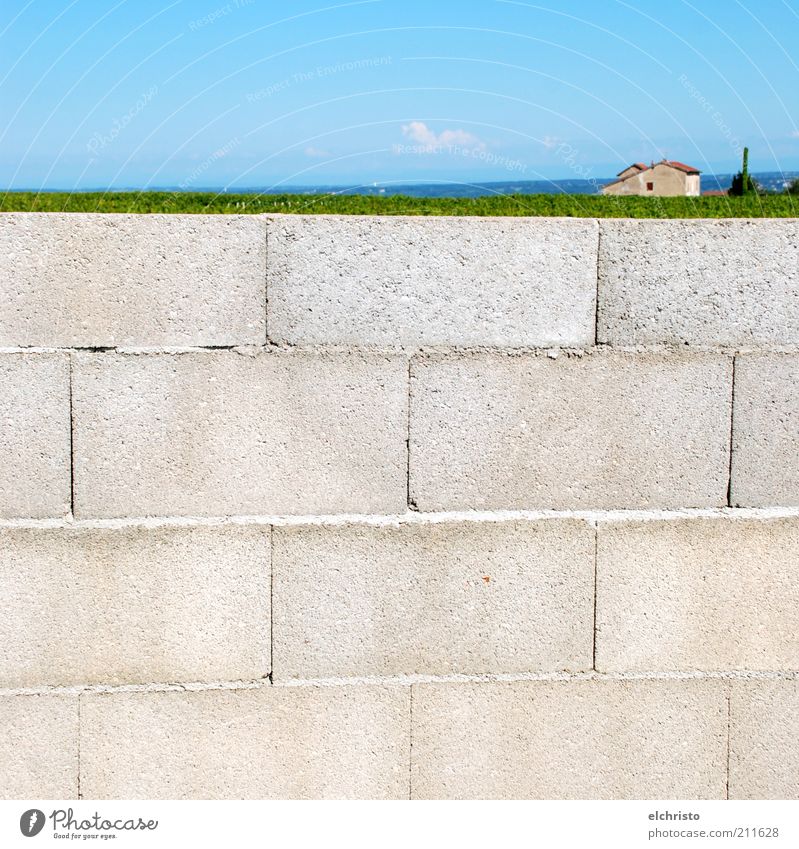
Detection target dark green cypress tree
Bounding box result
[729,147,757,196]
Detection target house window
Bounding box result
[646,182,654,191]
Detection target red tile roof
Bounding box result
[661,160,701,174]
[616,162,647,176]
[615,160,701,178]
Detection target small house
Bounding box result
[602,159,701,196]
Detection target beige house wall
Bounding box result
[603,163,700,197]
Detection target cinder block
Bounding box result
[0,694,78,799]
[410,351,731,510]
[0,526,270,687]
[80,685,410,799]
[596,518,799,672]
[411,679,726,799]
[731,353,799,507]
[0,213,265,347]
[273,519,594,679]
[598,219,799,346]
[730,681,799,799]
[0,353,70,518]
[72,350,407,517]
[267,215,598,347]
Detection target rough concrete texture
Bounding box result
[410,351,731,510]
[0,694,78,799]
[80,685,410,799]
[0,353,70,518]
[273,519,594,679]
[730,681,799,799]
[0,213,266,347]
[731,354,799,507]
[72,350,407,518]
[596,518,799,672]
[267,215,598,348]
[598,219,799,346]
[411,679,727,799]
[0,526,270,687]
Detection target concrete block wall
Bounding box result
[1,212,797,800]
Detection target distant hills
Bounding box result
[258,171,798,197]
[22,171,799,197]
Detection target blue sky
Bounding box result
[1,0,798,189]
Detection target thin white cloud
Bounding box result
[542,135,562,150]
[401,121,485,150]
[791,130,799,139]
[401,121,437,145]
[304,146,331,158]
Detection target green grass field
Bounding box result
[1,191,797,217]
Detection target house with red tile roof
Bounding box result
[602,159,701,196]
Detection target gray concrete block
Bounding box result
[267,215,598,347]
[410,351,731,510]
[598,219,799,346]
[72,350,407,517]
[0,526,270,687]
[0,353,70,518]
[0,694,78,799]
[273,519,594,679]
[411,679,727,799]
[596,518,799,672]
[80,685,410,799]
[730,681,799,799]
[0,213,265,347]
[731,353,799,507]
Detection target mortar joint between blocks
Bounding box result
[594,220,602,346]
[263,216,270,346]
[68,353,75,520]
[408,685,414,800]
[269,525,274,682]
[77,692,82,800]
[725,685,732,800]
[592,524,599,672]
[406,356,417,511]
[726,354,737,508]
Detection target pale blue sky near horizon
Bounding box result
[1,0,798,190]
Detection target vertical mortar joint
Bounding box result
[592,522,599,672]
[408,685,414,801]
[269,525,274,683]
[263,217,270,345]
[68,354,75,519]
[726,355,737,507]
[406,356,417,511]
[594,220,602,346]
[76,692,82,800]
[725,686,732,800]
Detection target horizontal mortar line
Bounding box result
[3,669,797,697]
[275,669,799,687]
[3,505,799,531]
[0,345,273,356]
[3,343,799,357]
[1,678,269,697]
